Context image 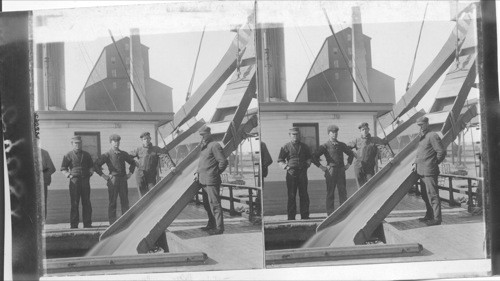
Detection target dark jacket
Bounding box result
[348,134,393,174]
[277,141,312,171]
[312,140,354,168]
[415,130,446,176]
[130,144,174,174]
[197,137,228,185]
[94,149,136,177]
[41,149,56,185]
[260,142,273,178]
[61,149,94,178]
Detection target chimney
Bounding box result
[37,42,66,110]
[129,28,151,112]
[351,6,370,103]
[256,23,287,102]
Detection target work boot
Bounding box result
[208,228,224,236]
[425,219,442,226]
[200,224,216,231]
[418,216,432,222]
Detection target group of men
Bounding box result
[42,125,228,252]
[277,116,445,227]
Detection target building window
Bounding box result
[113,82,117,89]
[333,47,338,55]
[333,60,339,68]
[347,47,352,55]
[292,123,319,154]
[347,34,352,41]
[111,56,116,64]
[74,132,101,162]
[111,69,117,77]
[335,72,339,80]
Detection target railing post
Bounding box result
[448,176,456,206]
[467,178,473,212]
[248,188,254,221]
[229,186,237,216]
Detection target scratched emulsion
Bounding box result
[86,158,200,256]
[304,148,418,248]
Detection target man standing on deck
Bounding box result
[413,117,446,226]
[41,148,56,221]
[348,122,394,187]
[130,131,176,252]
[312,125,355,215]
[94,134,136,225]
[277,127,312,220]
[194,126,228,235]
[61,136,95,229]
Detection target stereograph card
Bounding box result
[1,1,498,280]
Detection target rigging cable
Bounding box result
[186,26,206,102]
[406,2,429,91]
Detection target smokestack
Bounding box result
[129,28,151,112]
[256,23,287,102]
[351,6,370,103]
[37,42,66,110]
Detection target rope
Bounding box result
[186,26,206,102]
[406,2,429,91]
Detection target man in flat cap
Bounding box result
[348,122,394,188]
[94,134,136,225]
[277,127,312,220]
[194,125,228,235]
[129,131,176,252]
[312,125,355,215]
[61,136,95,228]
[413,116,446,226]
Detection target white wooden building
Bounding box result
[258,102,393,183]
[37,110,173,190]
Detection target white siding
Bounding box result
[39,120,157,191]
[260,111,377,182]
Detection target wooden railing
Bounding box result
[193,183,261,221]
[416,174,482,212]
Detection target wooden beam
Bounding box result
[136,115,258,253]
[311,105,478,246]
[392,10,474,118]
[384,109,425,143]
[265,243,423,265]
[163,119,205,151]
[352,105,478,246]
[221,73,256,144]
[46,252,207,274]
[162,25,253,135]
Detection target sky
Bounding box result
[12,1,480,135]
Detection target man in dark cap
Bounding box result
[61,136,95,228]
[348,122,394,187]
[94,134,136,225]
[277,127,312,220]
[129,131,176,252]
[312,125,355,215]
[194,125,228,235]
[413,116,446,226]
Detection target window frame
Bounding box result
[292,122,320,154]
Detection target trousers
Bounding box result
[69,176,92,228]
[324,166,346,215]
[354,165,374,187]
[201,185,224,230]
[107,175,129,225]
[420,175,442,222]
[286,169,309,220]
